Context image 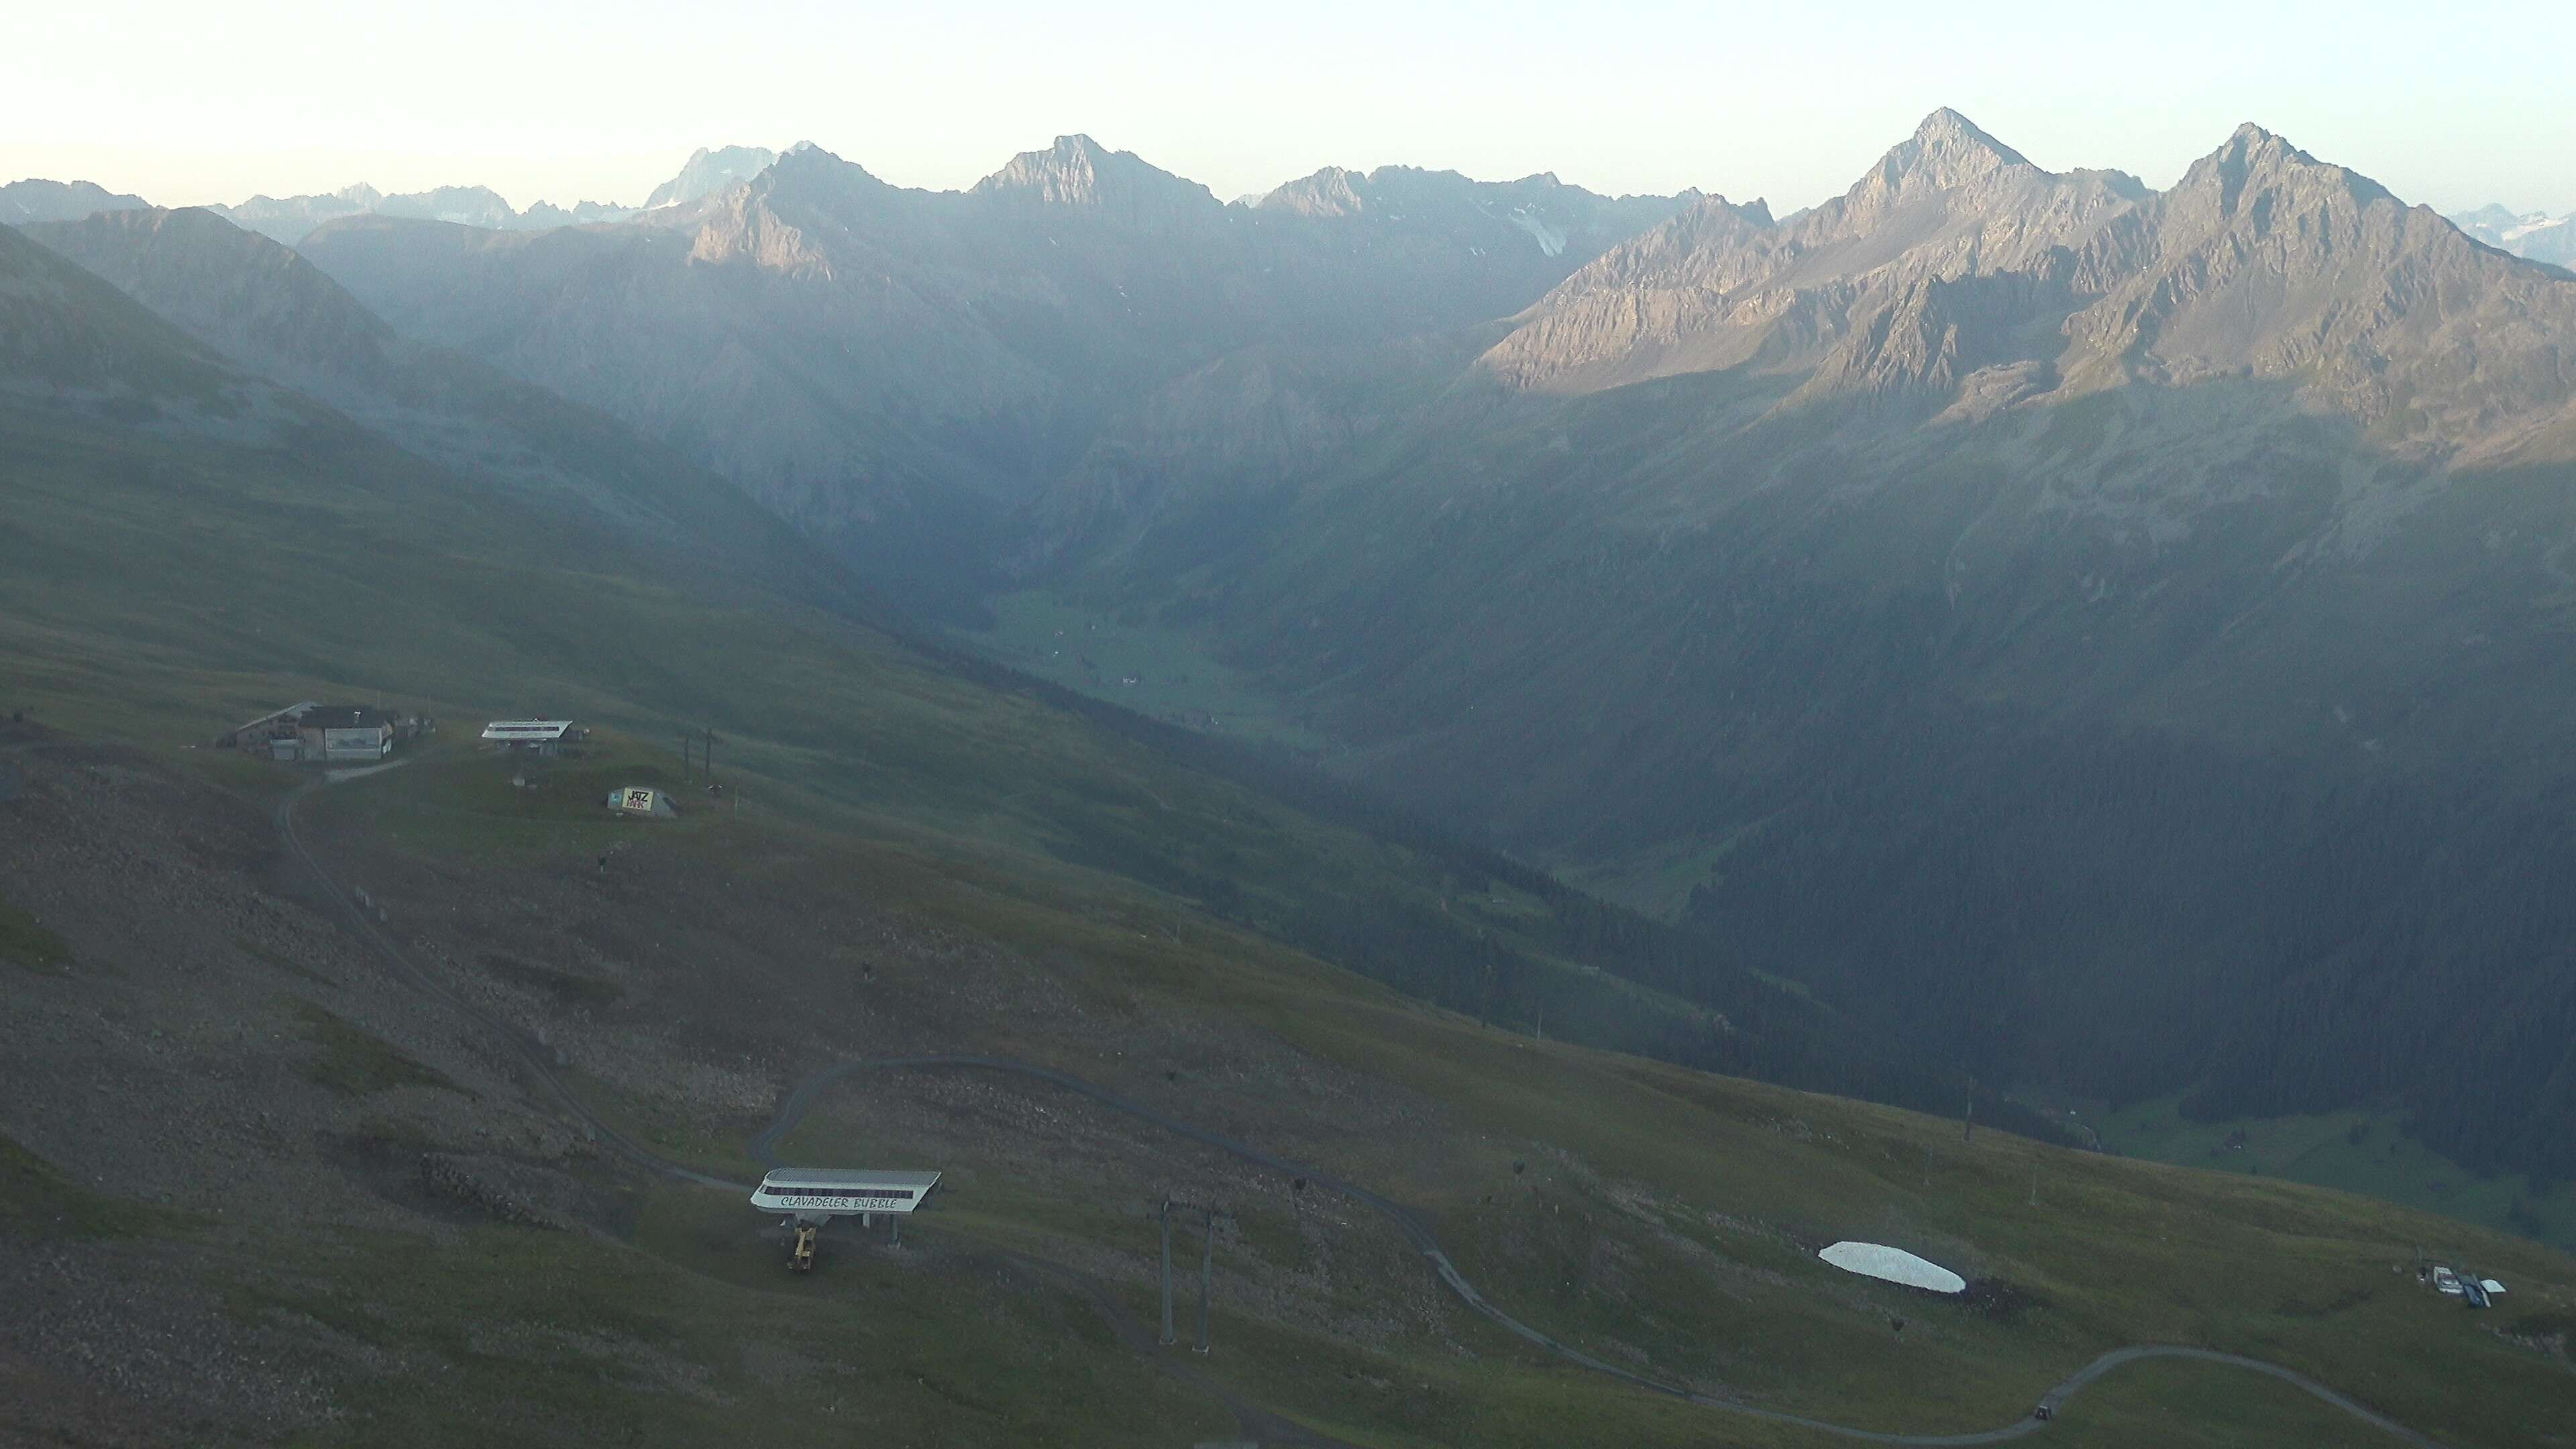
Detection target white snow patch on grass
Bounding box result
[1819,1241,1966,1293]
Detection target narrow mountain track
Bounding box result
[279,773,2448,1448]
[756,1058,2448,1447]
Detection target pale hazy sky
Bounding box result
[5,1,2571,217]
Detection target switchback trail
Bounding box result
[280,773,2447,1448]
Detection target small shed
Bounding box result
[218,701,317,755]
[605,785,678,819]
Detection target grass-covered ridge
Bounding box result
[0,388,1870,1112]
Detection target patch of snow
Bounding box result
[1507,206,1566,258]
[1819,1241,1966,1293]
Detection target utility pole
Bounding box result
[678,730,694,782]
[1156,1198,1220,1353]
[1158,1199,1175,1346]
[702,727,720,785]
[1197,1204,1214,1354]
[1963,1075,1977,1144]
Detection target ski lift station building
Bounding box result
[480,719,575,754]
[752,1168,942,1226]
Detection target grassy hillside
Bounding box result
[15,739,2570,1448]
[8,217,2575,1446]
[2084,1097,2576,1256]
[0,214,1847,1108]
[0,398,1830,1085]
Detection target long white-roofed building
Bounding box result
[480,718,575,754]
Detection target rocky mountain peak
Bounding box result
[1260,166,1368,218]
[765,140,869,179]
[2179,123,2393,219]
[676,142,888,274]
[1870,107,2032,193]
[645,144,779,209]
[973,135,1222,227]
[2453,201,2526,231]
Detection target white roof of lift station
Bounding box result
[752,1168,941,1222]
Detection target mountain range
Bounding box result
[205,182,633,244]
[2449,201,2576,265]
[1,148,774,246]
[14,203,879,634]
[0,176,150,225]
[11,113,2576,1193]
[1077,111,2576,1185]
[122,148,784,246]
[281,133,1693,607]
[20,106,2576,1449]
